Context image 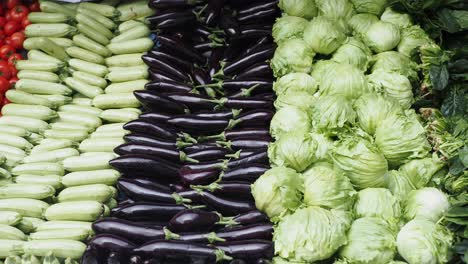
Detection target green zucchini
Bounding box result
[0,116,49,133]
[17,70,60,83]
[25,23,78,38]
[77,7,116,30]
[0,133,33,150]
[0,125,31,137]
[39,1,76,16]
[15,60,63,72]
[14,175,62,190]
[56,111,102,128]
[107,37,153,54]
[99,108,139,123]
[0,212,22,226]
[62,169,120,187]
[90,130,129,139]
[29,228,90,241]
[16,79,72,96]
[71,97,93,107]
[72,34,111,57]
[0,184,55,200]
[92,93,140,109]
[64,77,103,99]
[27,37,69,61]
[28,12,71,24]
[62,153,115,172]
[42,129,89,142]
[95,123,125,132]
[5,90,56,109]
[79,2,118,17]
[27,50,62,64]
[111,25,150,43]
[66,46,105,65]
[31,139,76,154]
[58,104,103,116]
[23,148,79,163]
[107,68,148,83]
[72,71,107,88]
[104,79,147,93]
[12,163,65,176]
[36,221,92,234]
[49,122,93,132]
[68,59,108,77]
[105,53,144,67]
[76,23,110,46]
[23,240,86,259]
[117,0,155,21]
[118,20,143,33]
[0,198,49,218]
[0,224,26,240]
[75,13,113,39]
[1,104,57,121]
[57,184,112,203]
[44,201,104,222]
[0,240,24,258]
[79,137,125,153]
[26,132,44,145]
[35,95,72,108]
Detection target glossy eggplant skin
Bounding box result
[145,81,193,94]
[124,134,176,149]
[223,46,276,75]
[87,234,136,261]
[114,143,187,164]
[186,147,231,162]
[166,93,217,111]
[168,116,228,134]
[222,164,269,183]
[92,218,167,244]
[179,224,273,243]
[148,0,198,9]
[143,55,191,82]
[157,35,205,64]
[110,154,180,180]
[139,112,172,123]
[168,209,221,233]
[232,210,269,226]
[123,119,180,140]
[134,91,188,114]
[235,62,273,80]
[179,167,220,186]
[112,202,187,222]
[118,178,184,204]
[148,50,192,73]
[209,182,253,200]
[200,191,256,216]
[222,136,271,151]
[215,240,274,260]
[133,240,222,263]
[227,151,268,168]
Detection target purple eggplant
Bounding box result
[134,91,188,114]
[139,112,172,123]
[220,10,240,37]
[145,81,193,94]
[130,176,171,192]
[186,147,231,162]
[168,116,228,134]
[238,37,271,59]
[148,11,195,30]
[221,164,268,182]
[118,178,192,204]
[228,110,273,129]
[235,62,273,80]
[198,80,272,93]
[168,209,222,233]
[133,240,232,262]
[158,35,205,64]
[148,0,199,9]
[200,191,256,216]
[123,119,181,140]
[112,202,188,222]
[169,209,269,233]
[199,128,270,141]
[165,92,217,111]
[223,46,275,75]
[193,181,253,200]
[180,167,220,186]
[227,150,269,168]
[148,50,192,72]
[194,109,241,119]
[218,136,272,151]
[215,240,274,260]
[92,218,178,244]
[178,224,273,243]
[88,234,136,255]
[115,143,199,163]
[182,142,219,152]
[181,161,226,172]
[237,1,278,16]
[110,154,180,180]
[214,96,273,110]
[204,0,226,26]
[143,55,190,82]
[237,7,278,24]
[149,70,180,83]
[124,134,179,149]
[81,246,100,264]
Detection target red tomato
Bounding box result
[8,76,18,88]
[5,12,11,22]
[9,5,29,23]
[21,18,31,28]
[0,45,14,59]
[9,31,24,49]
[0,17,6,29]
[6,0,20,10]
[7,53,22,65]
[0,30,5,46]
[3,97,10,105]
[4,37,11,46]
[0,5,4,16]
[9,65,17,78]
[0,61,11,79]
[4,21,20,36]
[29,2,40,12]
[0,76,9,93]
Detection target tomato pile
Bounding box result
[0,0,39,108]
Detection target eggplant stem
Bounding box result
[231,109,242,119]
[197,132,226,142]
[164,227,180,240]
[195,81,222,89]
[172,193,192,204]
[181,133,198,144]
[217,216,238,226]
[226,119,240,130]
[216,140,232,151]
[176,140,194,149]
[225,150,241,159]
[191,182,221,193]
[205,232,226,243]
[241,83,260,97]
[180,151,200,163]
[215,249,232,262]
[204,87,217,98]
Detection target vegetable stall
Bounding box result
[0,0,465,263]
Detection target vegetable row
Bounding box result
[85,0,280,263]
[249,0,456,263]
[0,1,154,262]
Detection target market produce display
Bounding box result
[84,0,278,263]
[0,0,465,263]
[0,0,38,109]
[249,0,466,263]
[0,0,154,262]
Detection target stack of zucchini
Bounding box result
[0,0,154,262]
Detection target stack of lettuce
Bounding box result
[251,0,457,263]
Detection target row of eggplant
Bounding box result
[82,0,279,263]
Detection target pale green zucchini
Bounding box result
[17,70,60,83]
[0,133,33,150]
[28,12,71,23]
[25,23,78,38]
[68,59,108,77]
[0,240,24,258]
[42,129,89,142]
[14,175,62,190]
[99,109,139,123]
[111,25,150,43]
[71,97,93,107]
[95,123,125,132]
[0,116,49,133]
[36,221,92,234]
[76,23,110,46]
[62,169,120,187]
[62,153,115,172]
[57,184,112,203]
[15,60,63,72]
[107,68,148,83]
[44,201,104,222]
[77,7,116,30]
[79,2,118,17]
[79,137,125,153]
[39,1,76,16]
[12,163,65,176]
[0,184,55,200]
[23,240,86,259]
[29,228,90,241]
[16,79,72,96]
[66,46,105,65]
[105,53,144,67]
[1,104,57,121]
[72,34,111,57]
[0,125,30,137]
[117,0,155,21]
[27,50,62,64]
[72,71,107,88]
[35,95,72,108]
[49,122,93,132]
[75,13,114,39]
[107,37,153,54]
[0,198,49,218]
[23,148,79,163]
[56,111,102,128]
[5,90,56,109]
[27,37,69,61]
[0,212,22,226]
[58,105,103,116]
[104,79,147,93]
[64,77,103,99]
[92,93,140,109]
[31,139,76,154]
[0,225,26,240]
